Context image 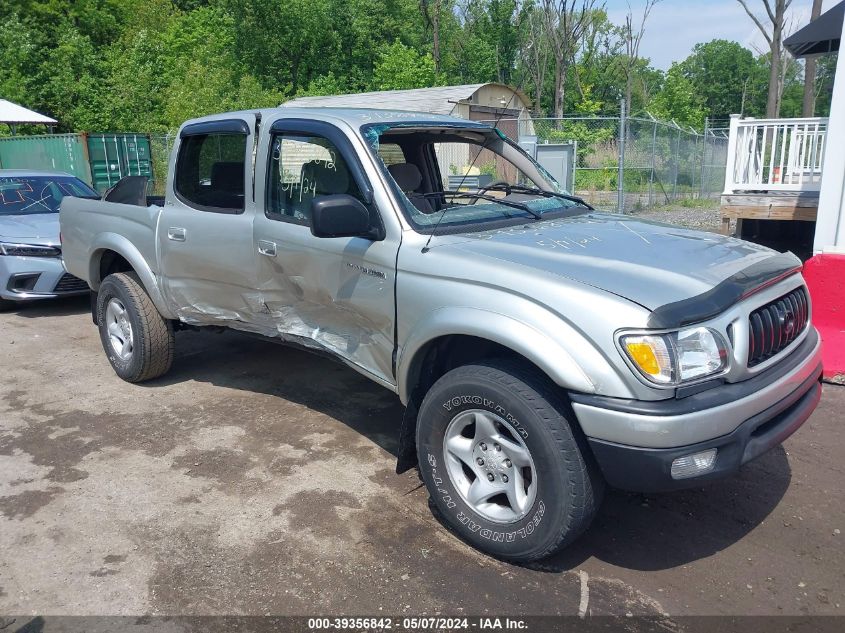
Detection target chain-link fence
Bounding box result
[149,133,175,195]
[483,110,729,212]
[149,108,729,212]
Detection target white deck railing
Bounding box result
[723,114,829,194]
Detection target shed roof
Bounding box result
[0,99,57,125]
[283,83,530,115]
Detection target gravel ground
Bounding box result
[632,202,727,233]
[1,297,843,620]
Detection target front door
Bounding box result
[158,117,257,324]
[252,120,399,385]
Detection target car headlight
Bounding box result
[0,242,61,257]
[620,327,729,386]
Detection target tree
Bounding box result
[649,63,705,128]
[419,1,444,75]
[520,5,551,114]
[802,0,823,116]
[454,0,522,83]
[813,52,838,115]
[619,0,661,116]
[372,40,437,90]
[736,0,793,117]
[678,39,768,119]
[221,0,338,95]
[0,14,37,107]
[542,0,598,118]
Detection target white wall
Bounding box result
[814,12,845,254]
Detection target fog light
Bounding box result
[670,449,717,479]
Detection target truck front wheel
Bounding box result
[96,272,175,383]
[416,360,604,562]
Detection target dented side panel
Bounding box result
[249,223,398,384]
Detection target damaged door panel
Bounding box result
[250,120,398,384]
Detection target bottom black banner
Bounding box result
[1,616,843,633]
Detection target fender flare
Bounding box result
[396,306,597,405]
[88,233,176,320]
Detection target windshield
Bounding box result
[363,123,589,233]
[0,175,99,216]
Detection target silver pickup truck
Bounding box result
[60,107,823,562]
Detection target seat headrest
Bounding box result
[210,162,244,193]
[388,163,423,192]
[301,160,350,195]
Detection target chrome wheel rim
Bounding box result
[443,409,537,523]
[105,298,134,361]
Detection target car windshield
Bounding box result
[363,123,589,234]
[0,175,99,216]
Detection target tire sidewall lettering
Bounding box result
[441,395,528,439]
[424,388,547,545]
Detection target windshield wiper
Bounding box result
[481,184,593,209]
[420,190,542,219]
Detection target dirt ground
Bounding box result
[1,296,843,619]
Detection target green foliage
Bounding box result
[0,0,830,137]
[676,40,768,119]
[0,14,36,106]
[372,40,437,91]
[648,64,706,128]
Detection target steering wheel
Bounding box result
[468,179,511,204]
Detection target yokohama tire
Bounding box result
[416,360,604,562]
[96,272,175,382]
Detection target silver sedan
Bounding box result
[0,170,99,310]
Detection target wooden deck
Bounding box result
[719,191,819,234]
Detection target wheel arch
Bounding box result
[89,234,175,319]
[394,308,599,474]
[397,308,596,406]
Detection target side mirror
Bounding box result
[310,194,374,239]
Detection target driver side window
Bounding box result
[266,134,365,225]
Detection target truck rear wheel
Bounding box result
[96,272,174,383]
[416,360,604,562]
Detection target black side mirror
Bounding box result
[310,194,375,239]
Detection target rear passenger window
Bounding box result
[266,134,365,225]
[175,133,247,212]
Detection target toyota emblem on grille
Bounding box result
[780,306,796,336]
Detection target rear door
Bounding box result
[252,118,400,385]
[158,117,257,323]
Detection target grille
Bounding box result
[747,287,809,367]
[53,273,89,293]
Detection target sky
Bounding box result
[602,0,839,69]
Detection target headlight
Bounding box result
[0,242,61,257]
[620,326,728,386]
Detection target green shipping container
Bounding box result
[0,132,153,193]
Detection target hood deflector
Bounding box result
[646,252,803,329]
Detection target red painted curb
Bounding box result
[803,254,845,383]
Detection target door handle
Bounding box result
[257,240,277,257]
[167,227,186,242]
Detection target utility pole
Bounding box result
[699,117,709,199]
[618,98,627,213]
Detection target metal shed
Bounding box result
[283,83,533,134]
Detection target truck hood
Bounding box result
[0,212,60,243]
[437,213,786,311]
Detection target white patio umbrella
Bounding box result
[0,99,58,134]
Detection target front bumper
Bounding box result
[571,328,823,492]
[1,255,89,301]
